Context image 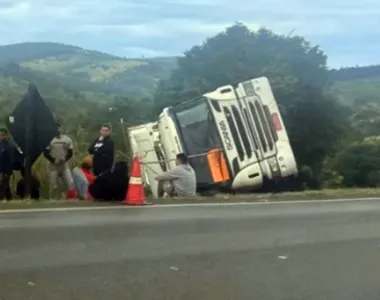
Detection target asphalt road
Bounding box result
[1,200,380,300]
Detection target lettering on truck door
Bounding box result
[219,120,233,151]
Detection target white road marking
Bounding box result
[0,197,379,214]
[278,255,288,260]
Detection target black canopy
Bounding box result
[7,83,58,169]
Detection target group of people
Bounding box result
[43,123,121,200]
[42,122,198,199]
[0,121,198,200]
[0,123,129,201]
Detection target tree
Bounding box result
[349,101,380,138]
[334,136,380,187]
[154,23,349,187]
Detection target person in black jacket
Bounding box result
[0,128,13,200]
[89,161,129,201]
[88,124,114,176]
[16,167,40,200]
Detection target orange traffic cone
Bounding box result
[124,157,146,205]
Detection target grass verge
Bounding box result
[1,188,379,210]
[151,188,380,205]
[0,199,121,210]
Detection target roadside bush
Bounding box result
[334,136,380,187]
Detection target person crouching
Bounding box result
[72,156,95,200]
[155,153,196,197]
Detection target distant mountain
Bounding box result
[0,42,178,97]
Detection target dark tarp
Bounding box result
[173,98,223,187]
[6,83,58,169]
[89,161,129,201]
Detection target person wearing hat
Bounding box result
[80,156,95,185]
[43,123,76,199]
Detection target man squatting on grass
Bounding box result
[155,153,197,197]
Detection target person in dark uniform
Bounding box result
[89,161,129,201]
[16,167,40,200]
[0,128,13,200]
[88,124,114,176]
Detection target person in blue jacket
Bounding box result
[0,128,13,200]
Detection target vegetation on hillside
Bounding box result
[1,24,380,195]
[0,42,178,97]
[329,65,380,82]
[154,23,380,189]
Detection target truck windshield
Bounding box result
[174,97,221,154]
[176,99,210,127]
[172,97,223,186]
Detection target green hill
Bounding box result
[0,42,178,98]
[1,35,380,194]
[0,42,380,106]
[332,76,380,105]
[330,65,380,105]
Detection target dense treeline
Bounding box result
[330,65,380,82]
[154,23,380,189]
[1,22,380,194]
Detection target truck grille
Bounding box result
[242,81,276,155]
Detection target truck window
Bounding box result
[176,100,210,127]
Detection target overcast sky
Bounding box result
[0,0,378,68]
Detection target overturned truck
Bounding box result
[128,77,298,198]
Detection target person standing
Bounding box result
[43,124,75,199]
[88,124,114,176]
[16,167,40,200]
[0,128,13,200]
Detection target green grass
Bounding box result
[150,188,380,205]
[0,200,121,210]
[1,189,380,210]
